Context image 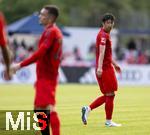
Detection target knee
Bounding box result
[49,105,56,113]
[105,92,115,97]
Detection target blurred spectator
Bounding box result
[145,50,150,63]
[7,37,37,62]
[6,34,150,65]
[73,46,82,61]
[13,38,18,50]
[21,39,27,49]
[127,39,137,50]
[115,45,125,61]
[137,50,148,64]
[124,39,138,64]
[28,46,35,57]
[116,37,150,65]
[15,44,27,62]
[87,43,95,61]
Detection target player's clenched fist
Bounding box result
[96,68,103,78]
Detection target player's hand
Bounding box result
[114,64,121,74]
[96,68,103,78]
[10,63,21,74]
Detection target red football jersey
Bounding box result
[21,24,63,81]
[0,12,7,46]
[36,24,62,81]
[96,28,112,69]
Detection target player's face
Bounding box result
[103,20,114,32]
[39,8,51,26]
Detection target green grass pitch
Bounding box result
[0,84,150,135]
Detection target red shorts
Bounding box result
[34,80,57,107]
[96,67,118,94]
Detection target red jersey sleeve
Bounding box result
[20,29,56,67]
[20,44,48,67]
[99,33,108,46]
[42,29,56,49]
[0,12,7,47]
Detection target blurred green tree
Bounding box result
[0,0,150,29]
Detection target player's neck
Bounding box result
[103,28,110,33]
[45,23,54,28]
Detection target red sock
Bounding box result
[89,95,106,110]
[105,96,115,120]
[50,112,60,135]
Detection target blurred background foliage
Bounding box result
[0,0,150,29]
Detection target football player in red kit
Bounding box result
[82,13,122,127]
[11,5,62,135]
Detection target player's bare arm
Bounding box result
[1,45,12,80]
[97,45,106,78]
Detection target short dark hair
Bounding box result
[102,13,115,23]
[44,5,59,18]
